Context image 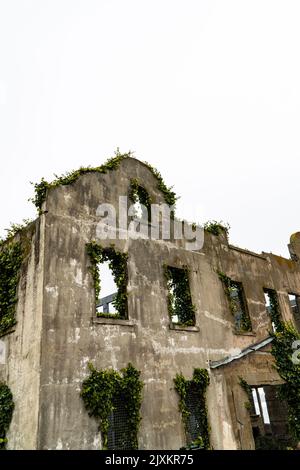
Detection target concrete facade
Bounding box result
[1,157,299,449]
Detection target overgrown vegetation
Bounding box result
[81,363,143,449]
[264,288,283,332]
[217,271,252,332]
[30,149,177,213]
[203,220,230,236]
[271,322,300,443]
[143,161,177,207]
[239,377,254,412]
[0,219,33,246]
[0,241,24,336]
[86,242,128,319]
[174,369,210,449]
[0,383,14,450]
[164,265,196,326]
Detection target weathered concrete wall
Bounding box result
[3,157,300,449]
[0,220,45,449]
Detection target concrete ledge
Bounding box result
[93,318,135,327]
[229,244,267,260]
[169,324,200,332]
[0,328,16,339]
[233,330,256,336]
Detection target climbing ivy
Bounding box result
[217,271,252,333]
[0,382,14,450]
[143,161,177,207]
[239,377,254,412]
[203,220,230,237]
[164,265,196,326]
[30,149,130,213]
[0,219,33,245]
[31,149,177,213]
[271,322,300,442]
[0,241,24,336]
[129,178,152,220]
[81,363,143,449]
[86,242,128,319]
[174,369,210,449]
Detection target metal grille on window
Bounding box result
[185,383,204,444]
[229,283,244,331]
[107,395,131,450]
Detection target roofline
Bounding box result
[209,336,274,369]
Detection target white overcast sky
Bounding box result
[0,0,299,257]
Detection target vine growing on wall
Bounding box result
[271,322,300,442]
[0,382,14,450]
[239,377,254,412]
[81,363,143,449]
[164,265,196,326]
[174,368,210,450]
[0,219,33,245]
[0,241,24,336]
[30,149,178,213]
[265,289,283,333]
[86,242,128,319]
[217,271,252,333]
[203,220,230,237]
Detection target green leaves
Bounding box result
[0,241,23,336]
[30,149,178,213]
[165,266,196,326]
[129,178,152,219]
[30,149,131,213]
[0,383,14,450]
[203,220,230,236]
[271,322,300,441]
[266,288,283,332]
[239,377,253,411]
[86,242,128,319]
[217,271,252,333]
[81,363,143,450]
[174,369,210,450]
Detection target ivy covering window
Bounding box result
[86,242,128,319]
[0,241,23,336]
[165,266,196,326]
[264,288,282,333]
[174,369,210,449]
[81,363,143,450]
[129,178,152,222]
[218,272,252,333]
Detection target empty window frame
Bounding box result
[90,246,128,319]
[129,179,152,222]
[227,280,252,332]
[96,261,118,316]
[288,293,300,331]
[248,385,294,449]
[263,288,281,332]
[165,266,196,326]
[251,387,270,424]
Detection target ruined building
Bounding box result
[0,155,299,450]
